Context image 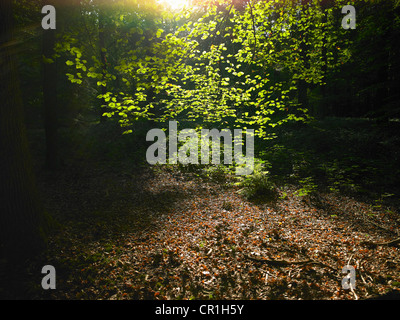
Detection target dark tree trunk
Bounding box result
[42,0,59,169]
[99,6,107,123]
[319,5,328,118]
[317,0,335,118]
[0,0,51,263]
[296,0,312,114]
[297,79,308,111]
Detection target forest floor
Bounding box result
[28,159,400,300]
[3,118,400,300]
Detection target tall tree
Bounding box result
[0,0,51,263]
[98,0,108,123]
[42,0,59,169]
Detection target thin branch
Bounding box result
[210,1,235,46]
[360,237,400,248]
[247,0,258,58]
[243,253,337,272]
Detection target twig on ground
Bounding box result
[360,237,400,248]
[349,282,358,300]
[243,253,337,272]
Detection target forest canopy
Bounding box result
[56,0,362,137]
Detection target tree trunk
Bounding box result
[318,0,335,118]
[0,0,51,263]
[98,4,107,123]
[42,0,59,170]
[319,6,328,118]
[296,0,312,114]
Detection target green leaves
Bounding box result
[58,0,353,138]
[156,28,164,38]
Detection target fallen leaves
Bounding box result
[33,164,400,300]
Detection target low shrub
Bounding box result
[235,159,277,201]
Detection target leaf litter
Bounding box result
[34,163,400,300]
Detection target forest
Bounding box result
[1,0,400,302]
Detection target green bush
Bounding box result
[202,164,233,183]
[235,159,277,201]
[294,176,318,197]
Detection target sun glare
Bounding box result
[158,0,189,11]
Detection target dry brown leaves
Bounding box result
[38,165,400,300]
